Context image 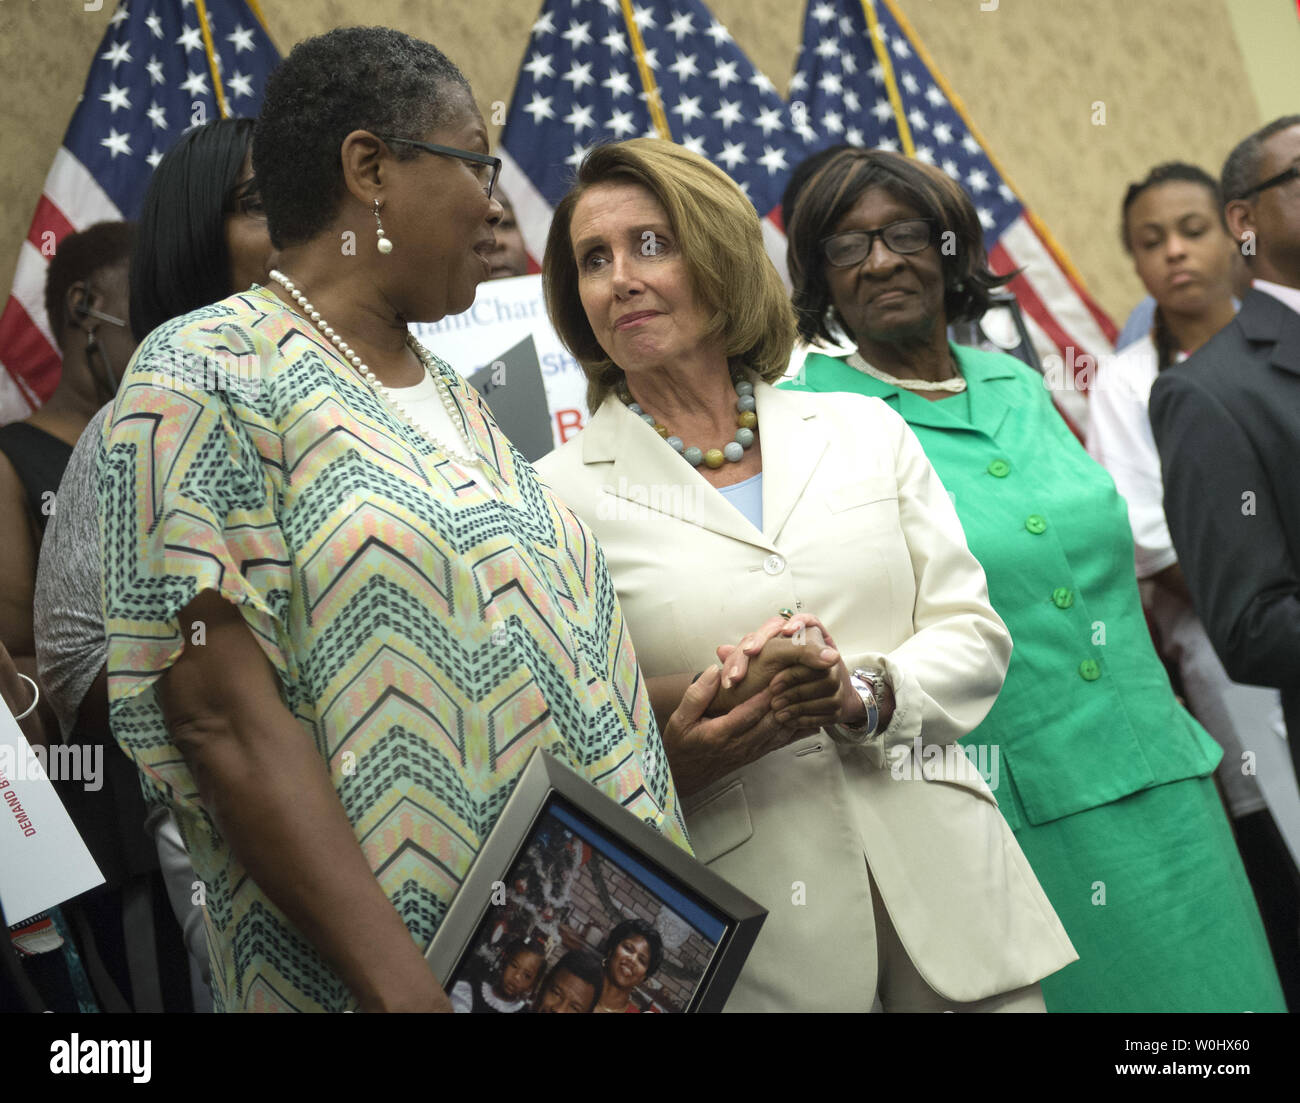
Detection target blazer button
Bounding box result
[987,458,1011,478]
[763,553,786,575]
[1025,514,1047,535]
[1078,658,1101,681]
[1052,587,1074,609]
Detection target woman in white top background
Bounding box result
[1087,161,1300,1007]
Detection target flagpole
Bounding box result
[880,0,1092,293]
[194,0,231,119]
[244,0,274,41]
[619,0,672,140]
[859,0,914,156]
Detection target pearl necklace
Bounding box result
[847,350,967,393]
[618,376,758,469]
[267,269,480,467]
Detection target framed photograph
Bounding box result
[425,749,766,1013]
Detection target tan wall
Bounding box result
[0,0,1288,324]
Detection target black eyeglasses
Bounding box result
[379,136,501,200]
[821,218,936,268]
[1241,164,1300,200]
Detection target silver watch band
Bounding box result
[831,668,883,745]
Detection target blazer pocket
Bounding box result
[682,780,754,865]
[825,476,898,513]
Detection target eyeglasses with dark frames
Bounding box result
[379,135,501,200]
[821,218,937,268]
[1241,164,1300,200]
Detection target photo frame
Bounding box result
[425,749,766,1013]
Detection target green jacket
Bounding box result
[783,346,1221,830]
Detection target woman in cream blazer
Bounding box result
[534,138,1075,1012]
[538,377,1075,1011]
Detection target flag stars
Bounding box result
[680,133,707,156]
[717,140,748,170]
[673,94,704,124]
[962,134,981,155]
[999,184,1016,203]
[180,70,209,96]
[978,207,995,230]
[99,83,131,113]
[757,145,788,175]
[943,159,960,178]
[666,10,694,41]
[602,71,634,98]
[838,14,853,35]
[669,53,699,81]
[907,108,928,131]
[891,36,912,59]
[788,71,807,94]
[602,29,627,54]
[523,92,555,122]
[228,71,253,98]
[812,1,835,23]
[228,23,256,53]
[562,61,595,90]
[606,108,637,137]
[712,99,743,129]
[533,11,556,36]
[821,110,844,135]
[932,122,953,144]
[146,147,164,169]
[915,145,935,164]
[524,52,555,80]
[564,103,596,133]
[877,136,900,153]
[843,53,857,76]
[755,106,785,136]
[817,72,843,96]
[709,58,739,87]
[926,84,946,108]
[843,90,860,112]
[177,25,203,53]
[631,5,656,30]
[146,55,165,84]
[966,169,990,192]
[109,4,130,27]
[901,72,919,95]
[561,19,592,48]
[101,40,132,67]
[872,98,893,123]
[565,143,588,168]
[846,126,864,146]
[815,36,838,59]
[705,19,731,45]
[100,128,132,158]
[144,11,163,39]
[146,101,168,128]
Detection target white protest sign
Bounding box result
[0,705,103,925]
[411,274,590,453]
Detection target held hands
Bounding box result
[712,614,867,730]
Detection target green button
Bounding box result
[1025,514,1047,535]
[1052,587,1074,609]
[987,459,1011,478]
[1078,659,1101,681]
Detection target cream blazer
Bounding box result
[535,381,1076,1010]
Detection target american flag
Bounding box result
[498,0,804,286]
[0,0,279,423]
[790,0,1116,428]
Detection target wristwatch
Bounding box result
[831,668,885,745]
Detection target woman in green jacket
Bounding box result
[777,146,1284,1012]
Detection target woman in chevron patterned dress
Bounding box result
[97,28,735,1013]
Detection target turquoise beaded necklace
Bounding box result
[618,375,758,469]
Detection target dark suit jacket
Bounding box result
[1149,288,1300,781]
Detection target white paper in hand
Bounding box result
[0,703,103,925]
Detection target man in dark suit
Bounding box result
[1150,115,1300,784]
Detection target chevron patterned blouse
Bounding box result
[99,286,687,1012]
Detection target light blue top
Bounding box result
[718,471,763,530]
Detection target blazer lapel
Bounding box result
[961,350,1018,440]
[1238,289,1300,377]
[582,395,774,550]
[755,383,828,544]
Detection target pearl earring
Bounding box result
[373,198,393,255]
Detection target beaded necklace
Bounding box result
[618,375,758,469]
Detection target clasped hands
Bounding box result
[660,613,866,797]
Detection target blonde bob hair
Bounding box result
[543,139,796,413]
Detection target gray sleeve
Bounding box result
[34,403,112,740]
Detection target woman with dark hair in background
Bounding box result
[594,916,662,1013]
[1087,162,1300,1006]
[30,117,273,1012]
[783,145,1285,1012]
